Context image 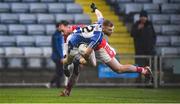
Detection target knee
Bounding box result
[72,55,81,75]
[93,63,97,67]
[73,69,79,75]
[73,65,79,75]
[91,62,96,67]
[113,66,123,73]
[118,66,125,73]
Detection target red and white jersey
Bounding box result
[95,38,116,63]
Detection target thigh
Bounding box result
[95,48,112,63]
[88,50,97,67]
[106,57,122,72]
[67,48,78,63]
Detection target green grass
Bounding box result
[0,87,180,103]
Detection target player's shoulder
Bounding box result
[92,23,102,31]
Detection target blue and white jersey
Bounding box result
[68,18,104,49]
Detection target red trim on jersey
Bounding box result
[104,44,115,58]
[71,24,85,31]
[95,38,107,50]
[71,25,78,31]
[95,38,116,58]
[64,24,85,42]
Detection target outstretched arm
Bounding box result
[90,3,104,23]
[95,9,103,20]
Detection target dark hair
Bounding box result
[56,20,69,28]
[140,10,148,17]
[103,19,114,27]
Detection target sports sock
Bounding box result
[136,67,145,73]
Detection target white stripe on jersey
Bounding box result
[88,31,102,48]
[75,24,102,38]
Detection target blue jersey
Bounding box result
[68,18,104,49]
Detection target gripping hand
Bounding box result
[90,3,97,13]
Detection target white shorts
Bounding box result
[95,43,116,63]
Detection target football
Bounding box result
[78,44,88,55]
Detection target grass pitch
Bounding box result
[0,87,180,103]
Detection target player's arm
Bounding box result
[80,31,102,60]
[90,3,104,24]
[78,44,93,62]
[95,8,103,20]
[83,47,93,61]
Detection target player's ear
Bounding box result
[103,26,109,31]
[102,26,105,32]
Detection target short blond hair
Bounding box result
[103,19,114,27]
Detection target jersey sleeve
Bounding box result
[97,17,104,24]
[88,31,103,49]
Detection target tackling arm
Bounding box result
[90,3,104,22]
[95,9,103,20]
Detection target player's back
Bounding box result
[68,23,103,48]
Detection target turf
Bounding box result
[0,87,180,103]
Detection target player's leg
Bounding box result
[106,57,150,75]
[60,54,81,96]
[88,50,97,67]
[107,58,153,83]
[83,50,97,67]
[106,57,153,83]
[63,43,79,77]
[78,43,96,67]
[63,55,74,77]
[96,44,153,82]
[60,67,80,96]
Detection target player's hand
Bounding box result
[79,57,87,64]
[90,3,97,13]
[61,58,68,64]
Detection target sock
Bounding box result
[136,67,145,73]
[65,73,79,95]
[66,81,72,92]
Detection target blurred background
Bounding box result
[0,0,180,88]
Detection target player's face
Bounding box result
[66,26,73,35]
[58,25,70,36]
[103,26,114,36]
